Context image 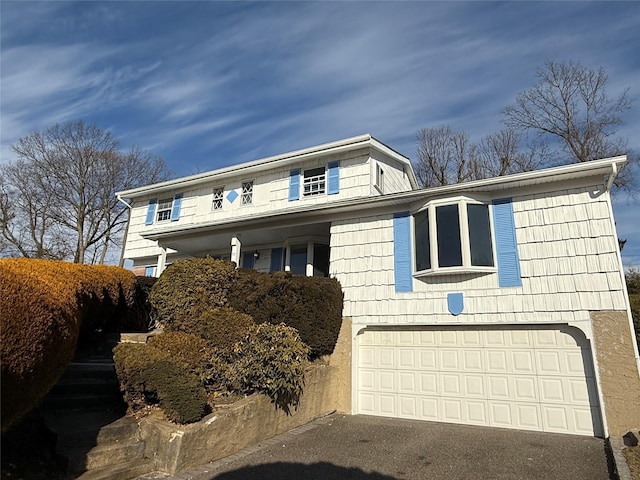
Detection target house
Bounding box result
[117,134,640,438]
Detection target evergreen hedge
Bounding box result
[149,258,237,329]
[0,259,136,432]
[227,270,343,357]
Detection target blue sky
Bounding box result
[1,1,639,268]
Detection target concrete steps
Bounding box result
[43,341,154,480]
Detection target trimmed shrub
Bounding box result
[143,359,208,424]
[167,307,255,356]
[149,258,237,329]
[148,331,224,387]
[227,270,343,358]
[113,342,208,424]
[227,323,309,413]
[0,258,136,432]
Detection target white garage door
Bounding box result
[357,326,602,436]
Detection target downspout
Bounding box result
[117,195,132,268]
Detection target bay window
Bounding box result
[414,199,494,274]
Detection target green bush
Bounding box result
[1,258,136,432]
[149,258,237,329]
[227,270,343,358]
[113,342,208,424]
[143,359,208,424]
[148,331,225,387]
[227,323,309,413]
[167,307,255,357]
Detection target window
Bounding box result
[303,167,326,196]
[375,164,385,193]
[156,198,173,222]
[413,200,494,274]
[241,181,253,205]
[212,187,224,210]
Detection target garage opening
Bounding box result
[356,325,603,437]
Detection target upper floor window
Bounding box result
[375,164,385,193]
[241,181,253,205]
[145,194,183,226]
[156,198,173,222]
[289,161,339,201]
[303,167,326,196]
[212,187,224,210]
[414,199,494,274]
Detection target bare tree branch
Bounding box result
[2,120,171,263]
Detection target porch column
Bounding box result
[157,247,167,277]
[306,240,314,277]
[230,235,242,268]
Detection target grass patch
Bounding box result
[624,445,640,480]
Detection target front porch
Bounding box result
[138,221,332,278]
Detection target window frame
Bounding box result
[302,166,326,197]
[212,186,224,210]
[412,196,497,277]
[375,163,385,193]
[241,180,254,206]
[156,198,173,222]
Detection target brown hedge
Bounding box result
[227,270,343,358]
[149,258,237,329]
[0,258,136,432]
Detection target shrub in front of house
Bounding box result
[148,331,226,388]
[0,259,136,432]
[113,342,208,424]
[227,270,343,358]
[226,323,309,413]
[166,307,255,358]
[149,258,237,329]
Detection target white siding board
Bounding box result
[332,186,624,327]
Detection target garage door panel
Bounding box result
[464,374,485,397]
[357,326,602,436]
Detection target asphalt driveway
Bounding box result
[158,414,613,480]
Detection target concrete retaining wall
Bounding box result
[139,318,352,474]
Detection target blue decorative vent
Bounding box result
[227,190,239,204]
[447,293,464,316]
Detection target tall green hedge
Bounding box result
[149,258,237,329]
[227,270,343,358]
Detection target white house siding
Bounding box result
[369,151,414,196]
[330,186,626,328]
[123,149,375,261]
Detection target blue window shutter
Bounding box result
[242,251,254,269]
[393,211,413,292]
[270,247,283,272]
[492,198,522,287]
[289,169,300,201]
[327,161,340,195]
[170,193,183,221]
[145,198,157,225]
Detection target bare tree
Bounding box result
[1,121,170,263]
[415,126,480,187]
[474,128,542,179]
[503,60,633,164]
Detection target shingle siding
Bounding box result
[330,186,625,327]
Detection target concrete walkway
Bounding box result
[139,413,614,480]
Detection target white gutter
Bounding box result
[606,162,618,191]
[142,155,627,241]
[116,134,380,198]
